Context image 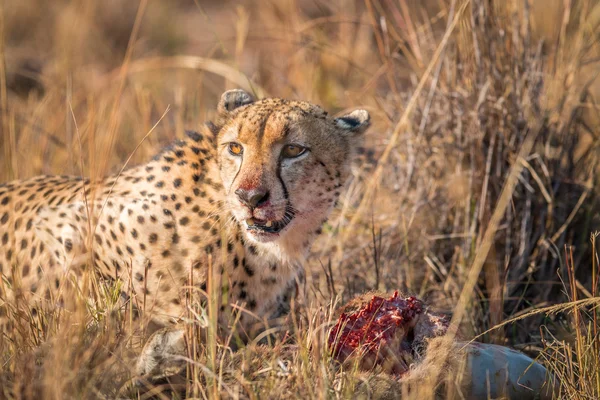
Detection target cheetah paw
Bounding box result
[135,327,187,384]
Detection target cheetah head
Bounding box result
[216,89,370,245]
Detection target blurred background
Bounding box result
[2,0,600,397]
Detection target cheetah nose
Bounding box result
[235,187,270,208]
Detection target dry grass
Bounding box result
[1,0,600,398]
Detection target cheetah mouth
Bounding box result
[245,208,296,234]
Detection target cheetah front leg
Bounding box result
[35,198,194,384]
[134,284,297,385]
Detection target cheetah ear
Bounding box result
[334,109,370,135]
[218,89,255,115]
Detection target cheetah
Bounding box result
[0,89,370,377]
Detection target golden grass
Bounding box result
[1,0,600,398]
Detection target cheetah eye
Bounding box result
[282,144,307,158]
[228,142,243,156]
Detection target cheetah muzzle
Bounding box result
[244,205,295,235]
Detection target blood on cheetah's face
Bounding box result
[216,90,370,244]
